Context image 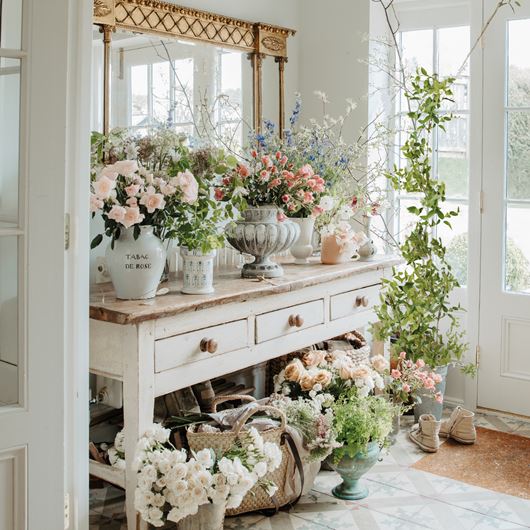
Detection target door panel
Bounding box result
[478,0,530,416]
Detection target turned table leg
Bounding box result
[123,322,156,530]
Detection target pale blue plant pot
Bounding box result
[325,442,381,500]
[414,365,448,422]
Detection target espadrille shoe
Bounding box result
[409,414,441,453]
[439,406,476,444]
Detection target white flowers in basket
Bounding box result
[121,423,282,527]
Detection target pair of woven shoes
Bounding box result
[409,406,477,453]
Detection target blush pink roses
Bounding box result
[90,160,199,248]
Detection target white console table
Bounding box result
[89,255,399,529]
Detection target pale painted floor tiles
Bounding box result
[89,409,530,529]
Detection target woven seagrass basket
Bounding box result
[186,395,291,515]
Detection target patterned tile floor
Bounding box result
[90,409,530,529]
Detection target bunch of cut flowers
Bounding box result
[385,351,443,411]
[274,349,389,402]
[215,149,332,219]
[131,423,282,527]
[267,394,341,462]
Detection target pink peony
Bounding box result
[261,155,272,168]
[214,188,224,200]
[391,369,402,379]
[259,170,270,182]
[107,205,126,223]
[238,164,250,178]
[268,178,281,188]
[275,151,282,160]
[114,160,138,176]
[298,164,315,178]
[402,383,411,393]
[280,155,288,166]
[433,373,443,384]
[303,191,315,204]
[93,176,116,199]
[173,170,198,204]
[122,206,144,228]
[399,351,407,359]
[281,194,291,204]
[423,378,435,390]
[140,192,165,214]
[90,194,104,213]
[311,205,324,217]
[125,183,141,197]
[416,359,425,368]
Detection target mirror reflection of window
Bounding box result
[92,30,246,147]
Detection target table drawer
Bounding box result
[255,299,325,343]
[155,319,248,372]
[330,285,380,321]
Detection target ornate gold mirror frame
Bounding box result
[93,0,295,138]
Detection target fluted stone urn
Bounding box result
[227,205,300,278]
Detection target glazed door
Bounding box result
[478,0,530,416]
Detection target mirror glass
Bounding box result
[0,0,22,49]
[92,29,253,148]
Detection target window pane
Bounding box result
[131,65,148,127]
[437,114,469,199]
[505,205,530,293]
[401,30,433,74]
[398,198,422,243]
[438,26,470,77]
[0,236,19,406]
[508,19,530,108]
[507,110,530,200]
[152,61,170,125]
[173,58,193,126]
[440,203,469,287]
[0,0,22,49]
[0,57,20,228]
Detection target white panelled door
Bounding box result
[478,0,530,416]
[0,0,89,529]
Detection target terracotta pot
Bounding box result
[320,235,359,265]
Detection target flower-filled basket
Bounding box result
[186,399,294,515]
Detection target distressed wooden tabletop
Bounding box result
[89,255,401,325]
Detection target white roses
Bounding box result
[133,424,283,527]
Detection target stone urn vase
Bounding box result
[105,225,166,300]
[325,442,381,500]
[227,205,300,278]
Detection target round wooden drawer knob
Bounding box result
[200,338,218,354]
[356,296,370,307]
[288,314,304,328]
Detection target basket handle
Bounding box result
[211,394,256,412]
[233,405,287,435]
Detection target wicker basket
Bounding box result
[186,396,292,515]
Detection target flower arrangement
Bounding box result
[385,351,443,410]
[216,149,331,219]
[330,391,397,462]
[268,394,341,462]
[90,159,195,248]
[133,423,282,527]
[90,129,240,253]
[274,349,387,401]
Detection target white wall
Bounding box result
[297,0,371,143]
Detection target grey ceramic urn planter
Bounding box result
[227,205,300,278]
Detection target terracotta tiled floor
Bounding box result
[90,409,530,529]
